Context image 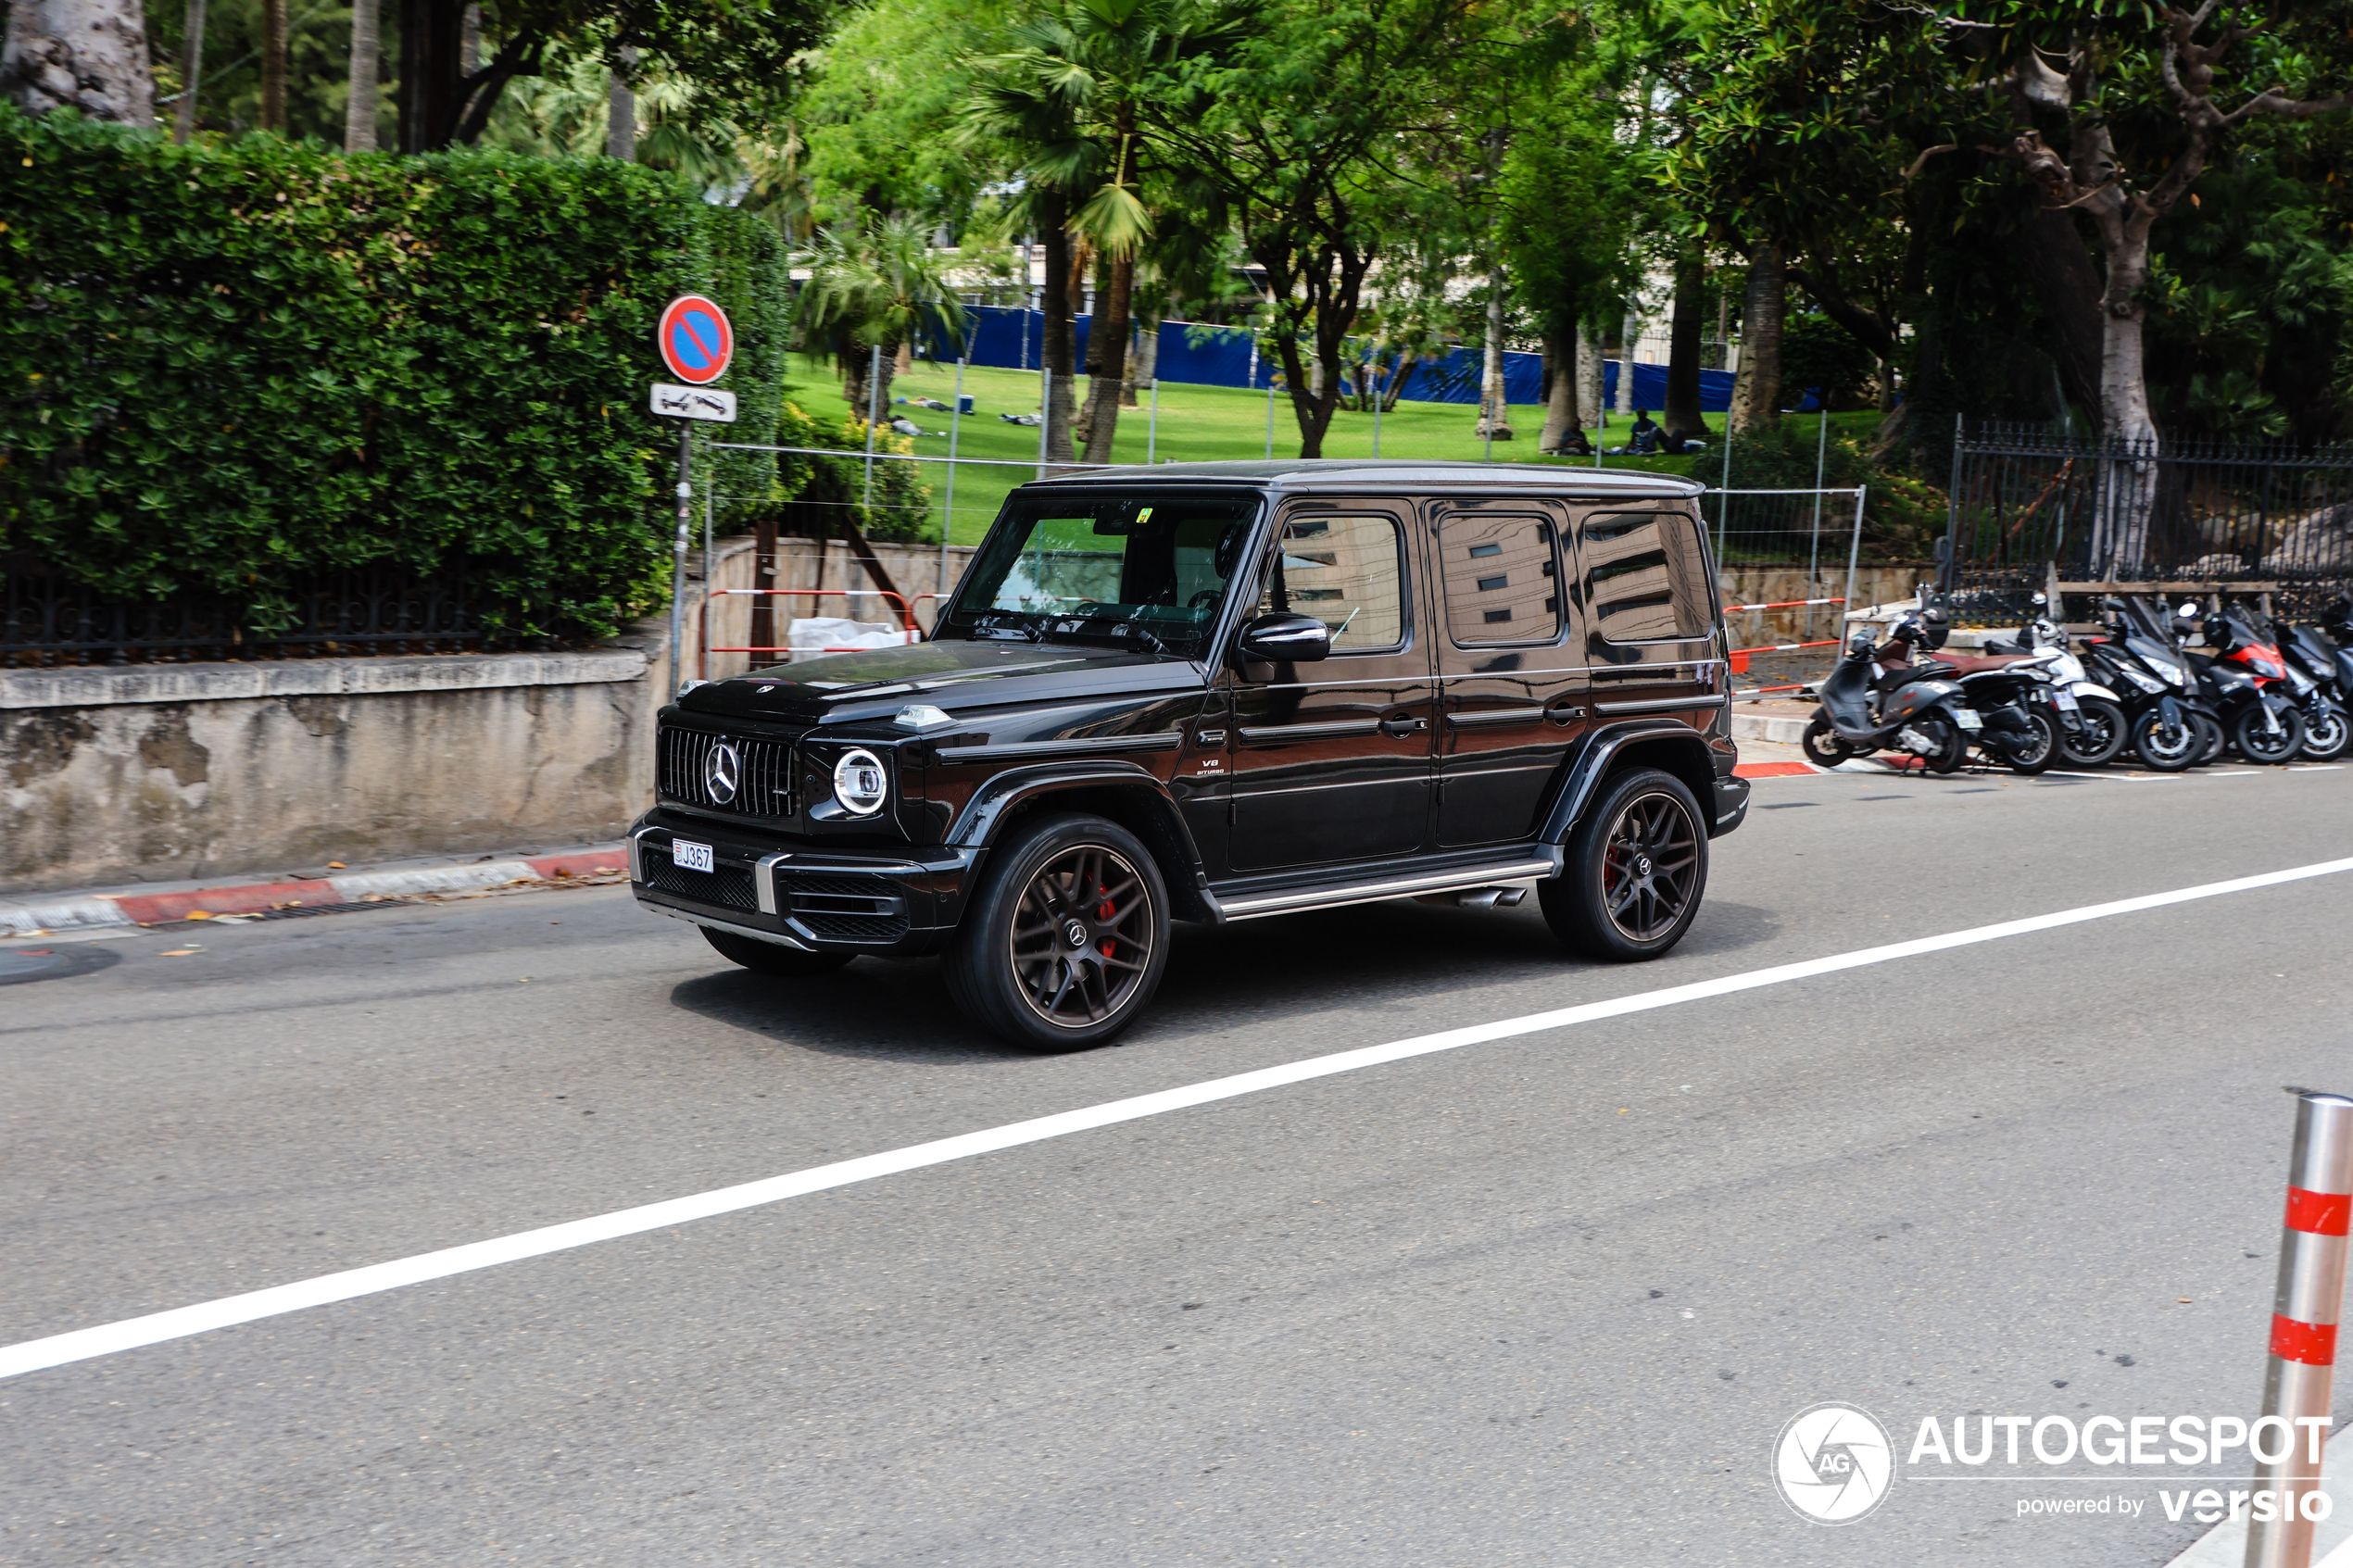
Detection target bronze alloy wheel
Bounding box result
[1539,766,1710,962]
[947,813,1172,1049]
[1008,843,1155,1027]
[1599,789,1702,943]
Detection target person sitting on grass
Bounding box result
[1629,408,1662,454]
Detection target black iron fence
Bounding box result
[1944,421,2353,621]
[1,559,493,667]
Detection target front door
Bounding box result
[1430,500,1588,847]
[1224,503,1434,872]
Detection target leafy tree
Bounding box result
[794,212,972,416]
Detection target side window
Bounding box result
[1439,512,1561,646]
[1581,508,1713,642]
[1255,513,1405,652]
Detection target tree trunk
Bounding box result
[1081,251,1135,463]
[343,0,379,151]
[1122,312,1156,407]
[1727,244,1786,434]
[171,0,207,140]
[1613,308,1639,417]
[1575,325,1604,432]
[260,0,287,131]
[1539,324,1580,452]
[1038,192,1076,465]
[1663,248,1707,438]
[5,0,157,120]
[1478,278,1513,439]
[606,48,635,160]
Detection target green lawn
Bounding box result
[773,355,1881,546]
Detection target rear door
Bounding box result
[1577,502,1727,726]
[1431,499,1586,847]
[1224,502,1436,872]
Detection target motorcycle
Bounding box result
[1801,628,1982,771]
[2193,603,2304,764]
[1983,595,2129,767]
[1803,608,2058,773]
[2078,596,2221,772]
[2265,611,2351,762]
[1890,606,2064,773]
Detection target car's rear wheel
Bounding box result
[946,813,1170,1049]
[700,925,853,978]
[1540,767,1708,962]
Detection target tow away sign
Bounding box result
[650,383,737,422]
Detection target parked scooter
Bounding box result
[2262,610,2350,762]
[1801,628,1982,771]
[2193,603,2305,764]
[1983,596,2129,767]
[2080,597,2221,771]
[1886,607,2063,773]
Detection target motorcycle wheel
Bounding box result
[2193,713,2226,766]
[1920,717,1969,774]
[2057,697,2128,767]
[2231,704,2305,765]
[1800,711,1853,768]
[2003,710,2062,774]
[2298,705,2351,762]
[2128,708,2199,772]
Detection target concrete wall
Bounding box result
[1,646,661,894]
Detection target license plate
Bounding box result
[1953,709,1982,731]
[2054,691,2080,711]
[671,838,714,873]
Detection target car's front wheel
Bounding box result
[1540,767,1708,961]
[946,812,1170,1049]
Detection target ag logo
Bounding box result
[1773,1403,1894,1524]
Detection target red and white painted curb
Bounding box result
[0,847,628,937]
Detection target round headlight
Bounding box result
[832,748,888,816]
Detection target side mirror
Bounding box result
[1235,611,1332,663]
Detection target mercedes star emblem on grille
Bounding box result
[703,741,742,804]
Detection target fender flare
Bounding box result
[945,761,1217,921]
[1539,721,1723,846]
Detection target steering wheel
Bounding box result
[1188,589,1223,610]
[1071,600,1106,617]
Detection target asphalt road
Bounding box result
[4,761,2351,1567]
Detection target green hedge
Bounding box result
[0,107,788,642]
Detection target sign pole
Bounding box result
[1372,354,1383,458]
[668,420,692,697]
[1147,374,1159,464]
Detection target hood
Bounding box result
[679,638,1207,724]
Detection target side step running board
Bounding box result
[1213,855,1560,922]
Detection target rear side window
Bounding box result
[1439,513,1561,646]
[1581,509,1713,642]
[1254,513,1406,652]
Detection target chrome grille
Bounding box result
[660,726,795,817]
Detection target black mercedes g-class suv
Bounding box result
[631,461,1747,1047]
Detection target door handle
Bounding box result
[1545,703,1584,725]
[1380,712,1424,738]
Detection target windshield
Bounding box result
[939,492,1260,659]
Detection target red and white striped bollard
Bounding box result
[2246,1090,2353,1568]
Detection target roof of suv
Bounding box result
[1025,458,1706,498]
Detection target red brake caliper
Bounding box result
[1097,884,1116,956]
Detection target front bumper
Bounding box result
[628,810,978,957]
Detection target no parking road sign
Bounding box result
[657,295,733,385]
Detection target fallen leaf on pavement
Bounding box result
[160,947,204,957]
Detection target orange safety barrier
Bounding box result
[1720,596,1846,614]
[1727,636,1842,673]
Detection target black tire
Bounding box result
[2232,703,2305,764]
[1540,767,1708,962]
[2299,705,2352,762]
[2057,696,2129,767]
[700,924,854,978]
[2129,707,2200,771]
[945,812,1170,1049]
[2003,709,2061,774]
[1800,711,1852,768]
[2194,712,2226,766]
[1917,714,1969,774]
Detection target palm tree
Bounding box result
[794,215,972,419]
[966,0,1224,463]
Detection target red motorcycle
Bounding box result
[2194,604,2303,764]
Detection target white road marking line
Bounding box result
[6,854,2353,1384]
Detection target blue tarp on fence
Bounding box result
[937,304,1737,414]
